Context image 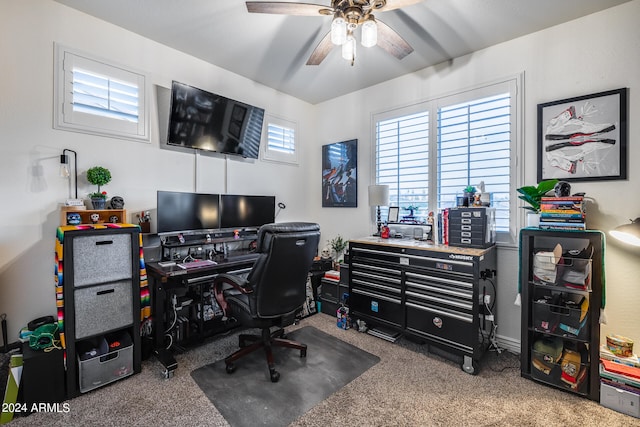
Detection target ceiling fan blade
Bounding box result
[306,31,334,65]
[375,0,425,12]
[375,19,413,60]
[246,2,331,16]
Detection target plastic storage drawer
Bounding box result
[74,280,133,338]
[72,233,132,287]
[78,344,133,393]
[600,381,640,418]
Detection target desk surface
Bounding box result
[350,236,494,257]
[147,254,258,280]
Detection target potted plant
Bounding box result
[463,185,476,207]
[517,179,558,226]
[329,235,348,268]
[86,166,112,209]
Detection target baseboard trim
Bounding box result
[496,334,520,354]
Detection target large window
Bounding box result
[374,77,520,244]
[54,44,149,142]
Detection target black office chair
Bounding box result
[213,222,320,382]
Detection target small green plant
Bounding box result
[517,179,559,213]
[463,185,476,194]
[86,166,112,199]
[329,235,348,261]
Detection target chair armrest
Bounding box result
[213,273,253,317]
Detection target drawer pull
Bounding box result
[406,282,472,299]
[352,288,401,304]
[406,302,473,323]
[95,240,114,246]
[96,289,115,296]
[405,272,472,288]
[352,279,401,294]
[406,291,473,311]
[352,271,401,284]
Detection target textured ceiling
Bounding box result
[54,0,631,104]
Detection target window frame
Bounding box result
[261,114,298,165]
[53,43,149,142]
[372,74,523,246]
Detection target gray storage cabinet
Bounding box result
[61,226,141,398]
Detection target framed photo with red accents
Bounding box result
[322,139,357,207]
[537,88,627,182]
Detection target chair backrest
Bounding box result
[247,222,320,318]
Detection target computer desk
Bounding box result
[146,255,258,377]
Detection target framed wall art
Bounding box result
[537,88,627,182]
[322,139,357,207]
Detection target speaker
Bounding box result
[142,233,162,263]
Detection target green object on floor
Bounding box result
[1,354,23,424]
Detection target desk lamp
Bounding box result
[368,184,389,236]
[610,218,640,246]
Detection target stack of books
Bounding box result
[539,196,585,230]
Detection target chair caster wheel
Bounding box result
[300,348,307,358]
[270,370,280,382]
[226,363,236,374]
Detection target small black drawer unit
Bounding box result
[448,208,495,249]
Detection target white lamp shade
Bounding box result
[361,19,377,47]
[341,34,356,61]
[368,184,389,206]
[331,17,347,45]
[610,218,640,246]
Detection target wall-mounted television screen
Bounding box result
[157,191,220,235]
[220,195,276,229]
[166,81,265,159]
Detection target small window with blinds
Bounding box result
[374,76,520,244]
[54,44,149,142]
[262,114,298,164]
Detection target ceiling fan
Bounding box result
[246,0,425,66]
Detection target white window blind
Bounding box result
[437,93,512,233]
[267,123,295,154]
[262,114,298,164]
[375,111,429,223]
[54,44,149,142]
[374,76,520,244]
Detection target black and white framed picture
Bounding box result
[537,88,627,182]
[322,139,357,207]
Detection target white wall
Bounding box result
[0,0,316,343]
[1,0,639,351]
[311,0,640,349]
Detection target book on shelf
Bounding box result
[540,196,584,202]
[540,217,585,223]
[539,221,586,230]
[324,270,340,281]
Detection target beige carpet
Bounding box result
[8,313,639,426]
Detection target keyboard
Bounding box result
[177,259,217,269]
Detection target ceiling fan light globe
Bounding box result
[342,35,356,61]
[331,17,347,45]
[361,19,377,47]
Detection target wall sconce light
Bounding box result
[60,148,78,201]
[368,184,389,236]
[609,218,640,246]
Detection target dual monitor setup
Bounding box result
[157,191,276,237]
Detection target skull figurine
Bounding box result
[110,196,125,209]
[90,213,100,223]
[109,215,119,223]
[321,247,331,259]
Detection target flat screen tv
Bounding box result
[157,191,220,235]
[166,81,265,159]
[220,195,275,229]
